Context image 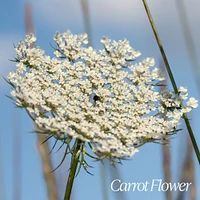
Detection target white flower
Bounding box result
[24,33,36,46]
[7,30,198,160]
[187,97,198,108]
[179,86,188,93]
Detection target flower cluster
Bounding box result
[7,30,198,161]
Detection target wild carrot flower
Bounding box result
[7,30,198,162]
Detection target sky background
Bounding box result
[0,0,200,200]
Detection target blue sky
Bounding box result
[0,0,200,200]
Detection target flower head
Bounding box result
[7,30,198,162]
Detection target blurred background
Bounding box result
[0,0,200,199]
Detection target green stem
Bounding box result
[141,0,200,164]
[64,139,82,200]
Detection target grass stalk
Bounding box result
[160,60,173,200]
[80,2,111,200]
[80,1,110,199]
[64,139,82,200]
[100,162,109,200]
[109,165,127,200]
[25,3,59,200]
[36,134,60,200]
[141,0,200,164]
[175,0,200,97]
[80,0,93,45]
[177,135,196,200]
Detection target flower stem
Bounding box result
[64,139,82,200]
[142,0,200,164]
